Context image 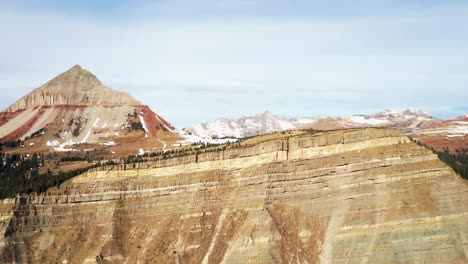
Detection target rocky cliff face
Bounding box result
[0,128,467,263]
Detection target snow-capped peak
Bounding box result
[372,108,434,121]
[182,108,442,142]
[183,111,314,140]
[377,109,398,116]
[402,108,430,116]
[255,110,273,117]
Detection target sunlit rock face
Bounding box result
[1,128,467,263]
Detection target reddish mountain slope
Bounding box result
[410,115,468,152]
[0,65,179,156]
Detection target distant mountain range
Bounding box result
[182,110,467,151]
[183,109,440,138]
[182,111,315,140]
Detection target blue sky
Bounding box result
[0,1,467,127]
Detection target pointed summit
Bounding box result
[5,65,140,112]
[40,64,103,94]
[70,64,83,70]
[255,110,274,118]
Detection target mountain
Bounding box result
[1,128,467,263]
[300,108,441,132]
[182,109,440,142]
[410,115,468,152]
[0,65,177,156]
[182,111,315,141]
[4,65,140,112]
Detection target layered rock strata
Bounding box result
[0,128,467,263]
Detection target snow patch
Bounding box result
[53,139,76,152]
[156,139,167,152]
[46,140,60,147]
[100,141,116,146]
[138,148,145,155]
[349,116,387,125]
[81,128,91,143]
[417,116,431,121]
[177,128,239,145]
[446,134,463,138]
[92,117,100,128]
[54,147,74,152]
[139,115,149,138]
[292,117,317,125]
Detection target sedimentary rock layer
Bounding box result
[0,128,467,263]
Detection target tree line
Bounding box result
[0,152,108,199]
[437,148,468,180]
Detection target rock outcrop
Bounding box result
[0,128,467,263]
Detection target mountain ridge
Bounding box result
[183,108,441,140]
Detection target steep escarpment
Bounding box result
[0,128,467,263]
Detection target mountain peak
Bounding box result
[70,64,83,70]
[5,65,140,112]
[374,108,432,119]
[256,110,274,118]
[66,64,93,77]
[43,64,102,93]
[403,108,425,114]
